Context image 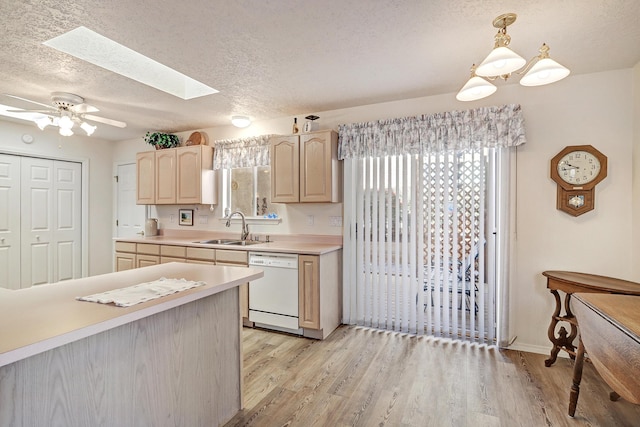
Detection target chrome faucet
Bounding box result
[226,210,249,241]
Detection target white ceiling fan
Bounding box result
[3,92,126,136]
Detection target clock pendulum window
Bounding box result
[550,145,607,216]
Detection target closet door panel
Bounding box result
[53,161,82,282]
[0,154,21,289]
[21,157,54,287]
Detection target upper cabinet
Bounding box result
[136,145,216,205]
[136,151,155,204]
[270,130,341,203]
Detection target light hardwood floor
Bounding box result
[225,325,640,427]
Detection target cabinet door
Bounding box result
[136,151,155,204]
[218,261,250,321]
[298,255,320,329]
[115,252,135,272]
[155,149,176,204]
[270,135,299,203]
[136,254,159,268]
[300,130,340,202]
[176,146,202,204]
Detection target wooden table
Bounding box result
[541,271,640,367]
[569,293,640,417]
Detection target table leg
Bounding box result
[569,337,586,417]
[545,289,577,367]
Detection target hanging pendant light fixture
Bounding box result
[457,13,570,102]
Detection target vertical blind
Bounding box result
[340,105,525,344]
[344,150,495,342]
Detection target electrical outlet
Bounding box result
[169,214,175,223]
[329,216,343,227]
[307,215,314,226]
[199,215,208,224]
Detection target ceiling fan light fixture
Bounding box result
[58,114,74,129]
[59,127,74,136]
[231,115,251,128]
[80,121,97,136]
[35,116,52,130]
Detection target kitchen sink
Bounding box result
[224,240,261,246]
[194,239,261,246]
[195,239,238,244]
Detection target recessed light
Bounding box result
[43,27,219,100]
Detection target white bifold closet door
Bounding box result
[0,154,21,289]
[19,156,82,287]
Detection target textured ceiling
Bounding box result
[1,0,639,141]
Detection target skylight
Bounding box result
[43,27,218,100]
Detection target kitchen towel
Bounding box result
[76,277,207,307]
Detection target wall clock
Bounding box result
[550,145,607,216]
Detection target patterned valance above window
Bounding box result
[212,134,273,170]
[338,104,526,159]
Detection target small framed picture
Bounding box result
[179,209,193,226]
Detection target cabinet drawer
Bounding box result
[137,243,160,255]
[161,256,185,264]
[186,247,215,261]
[115,241,136,253]
[161,245,186,257]
[216,249,248,265]
[186,259,214,265]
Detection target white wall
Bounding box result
[0,120,114,276]
[632,62,640,280]
[111,68,635,352]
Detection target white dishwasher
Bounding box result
[248,252,301,335]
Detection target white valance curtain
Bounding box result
[338,104,525,159]
[340,104,525,344]
[213,134,272,170]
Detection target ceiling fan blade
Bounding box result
[70,103,99,114]
[83,114,127,128]
[6,109,55,114]
[2,94,53,109]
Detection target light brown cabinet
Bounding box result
[114,240,341,337]
[298,255,320,329]
[114,241,160,271]
[216,249,251,324]
[270,130,341,203]
[136,145,216,205]
[136,151,155,204]
[160,244,186,263]
[298,250,342,339]
[155,149,177,204]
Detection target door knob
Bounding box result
[36,235,40,241]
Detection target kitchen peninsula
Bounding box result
[0,263,263,427]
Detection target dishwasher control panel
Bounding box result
[248,252,298,269]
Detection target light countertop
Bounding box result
[116,234,342,255]
[0,262,263,368]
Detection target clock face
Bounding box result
[556,150,602,185]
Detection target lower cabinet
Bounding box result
[299,250,342,339]
[216,249,251,326]
[160,245,186,264]
[299,255,320,329]
[115,242,160,271]
[114,241,341,338]
[115,251,136,272]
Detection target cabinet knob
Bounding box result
[136,231,145,236]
